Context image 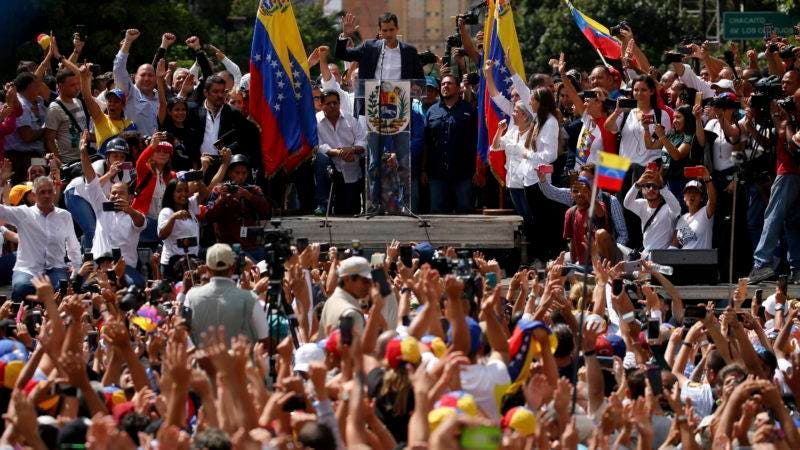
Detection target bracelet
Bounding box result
[622,311,635,323]
[583,350,596,357]
[676,415,688,423]
[400,287,411,294]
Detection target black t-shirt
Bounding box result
[367,367,413,444]
[160,119,201,171]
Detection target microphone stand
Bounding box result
[401,206,432,244]
[320,166,335,244]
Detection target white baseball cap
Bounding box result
[711,79,734,91]
[206,243,236,271]
[337,256,372,279]
[293,343,325,373]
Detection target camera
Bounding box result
[711,95,739,110]
[182,170,204,182]
[418,50,437,66]
[466,72,480,86]
[664,52,684,64]
[769,43,780,53]
[750,76,783,112]
[120,285,146,312]
[222,181,239,194]
[457,11,480,25]
[609,20,630,38]
[778,96,797,113]
[780,45,797,59]
[446,33,462,49]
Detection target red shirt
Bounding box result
[779,133,800,175]
[564,201,609,264]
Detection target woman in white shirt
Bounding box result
[604,75,672,185]
[157,179,201,281]
[525,88,562,259]
[704,93,741,185]
[490,101,535,222]
[674,167,717,249]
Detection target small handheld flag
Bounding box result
[565,1,622,60]
[597,151,631,192]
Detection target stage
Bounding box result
[280,214,525,250]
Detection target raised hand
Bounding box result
[125,29,140,43]
[156,58,167,79]
[185,36,201,51]
[161,32,176,48]
[342,12,357,37]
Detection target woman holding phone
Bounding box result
[131,131,176,244]
[490,101,536,224]
[673,166,716,249]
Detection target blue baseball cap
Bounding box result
[447,316,483,355]
[425,76,439,89]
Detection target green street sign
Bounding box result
[722,11,797,40]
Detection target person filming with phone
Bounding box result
[673,166,716,249]
[75,130,146,287]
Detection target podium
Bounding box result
[355,79,425,214]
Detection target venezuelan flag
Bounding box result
[597,151,631,192]
[249,0,318,176]
[493,320,557,409]
[565,1,622,60]
[477,0,527,185]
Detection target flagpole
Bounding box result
[596,48,611,68]
[571,174,599,414]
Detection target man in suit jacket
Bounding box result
[187,75,261,180]
[335,12,424,86]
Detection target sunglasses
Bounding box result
[640,183,659,190]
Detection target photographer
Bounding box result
[157,150,230,281]
[205,154,270,261]
[75,130,146,288]
[749,87,800,284]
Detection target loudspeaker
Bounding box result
[650,249,719,285]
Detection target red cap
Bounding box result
[155,141,174,154]
[325,329,340,357]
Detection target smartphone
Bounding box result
[664,52,685,64]
[646,161,660,171]
[282,394,307,412]
[618,98,637,110]
[370,253,385,267]
[677,46,692,55]
[778,275,788,294]
[694,91,703,108]
[684,305,707,319]
[213,129,236,150]
[87,331,98,349]
[75,24,87,41]
[684,166,705,178]
[399,245,413,268]
[755,288,764,302]
[486,272,497,289]
[647,318,660,342]
[371,268,392,297]
[58,279,68,298]
[296,237,309,253]
[646,364,663,395]
[102,201,117,212]
[581,90,598,99]
[764,23,775,40]
[319,243,330,261]
[83,252,93,263]
[119,161,134,172]
[597,355,615,369]
[106,269,117,283]
[537,163,554,174]
[177,236,198,249]
[30,158,47,167]
[612,279,624,296]
[641,114,654,125]
[460,425,502,450]
[339,315,354,346]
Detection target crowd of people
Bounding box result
[0,6,798,449]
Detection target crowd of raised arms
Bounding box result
[0,7,799,450]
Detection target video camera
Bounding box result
[609,20,630,38]
[443,1,488,66]
[751,76,783,113]
[418,50,438,66]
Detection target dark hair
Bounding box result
[706,349,726,375]
[204,75,226,91]
[633,74,658,109]
[161,179,188,211]
[525,88,557,150]
[16,61,36,74]
[552,323,575,358]
[192,428,232,450]
[627,369,647,399]
[529,73,552,89]
[378,12,398,28]
[298,422,337,450]
[56,69,77,85]
[167,95,188,111]
[441,73,458,86]
[674,105,696,135]
[119,412,151,445]
[717,363,747,384]
[13,72,36,92]
[580,163,596,175]
[321,89,340,103]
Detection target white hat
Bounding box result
[683,180,704,192]
[293,343,325,373]
[206,243,236,271]
[764,293,777,316]
[337,256,372,279]
[711,79,734,91]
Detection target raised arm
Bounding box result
[334,13,364,63]
[78,130,96,184]
[114,29,141,96]
[209,44,242,86]
[457,18,480,65]
[558,53,585,117]
[151,32,175,68]
[156,58,168,125]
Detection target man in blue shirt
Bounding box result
[423,74,477,213]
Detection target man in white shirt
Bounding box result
[316,46,353,118]
[623,170,681,255]
[75,141,146,287]
[314,90,367,216]
[113,29,159,135]
[0,176,81,300]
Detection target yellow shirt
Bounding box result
[93,114,134,150]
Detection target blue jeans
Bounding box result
[139,217,159,245]
[0,252,16,285]
[12,268,68,301]
[367,132,410,211]
[64,187,97,251]
[753,174,800,269]
[509,188,534,223]
[429,179,472,214]
[747,181,768,254]
[313,152,335,210]
[124,265,145,288]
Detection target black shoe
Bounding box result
[748,266,776,284]
[365,206,383,216]
[791,269,800,285]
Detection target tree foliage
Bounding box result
[514,0,699,75]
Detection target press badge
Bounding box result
[240,226,248,238]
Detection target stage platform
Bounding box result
[654,281,800,301]
[280,214,524,250]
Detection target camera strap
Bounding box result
[55,99,89,132]
[642,198,666,235]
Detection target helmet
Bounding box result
[104,137,129,155]
[228,154,250,169]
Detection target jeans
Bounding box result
[12,268,68,301]
[666,178,687,213]
[124,265,145,288]
[139,217,159,245]
[313,152,335,210]
[509,188,534,223]
[429,179,472,214]
[64,187,97,251]
[753,174,800,269]
[367,132,410,211]
[0,252,16,285]
[747,181,768,254]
